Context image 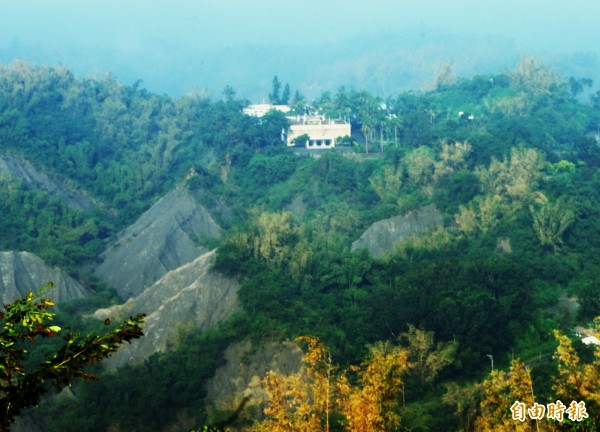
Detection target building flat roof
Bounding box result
[288,114,348,126]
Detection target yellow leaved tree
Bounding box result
[466,318,600,431]
[249,336,335,432]
[228,210,310,282]
[250,337,410,432]
[553,322,599,425]
[251,327,455,431]
[475,358,537,432]
[337,342,410,432]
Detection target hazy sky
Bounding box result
[3,0,598,50]
[2,1,599,96]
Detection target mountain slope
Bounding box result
[0,251,90,303]
[93,249,239,369]
[204,340,304,416]
[94,185,222,299]
[351,204,444,257]
[0,152,97,211]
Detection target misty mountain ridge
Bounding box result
[3,28,599,100]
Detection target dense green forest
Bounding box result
[0,58,599,430]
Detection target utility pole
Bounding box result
[380,122,384,154]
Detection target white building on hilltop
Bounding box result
[286,115,351,149]
[243,104,351,149]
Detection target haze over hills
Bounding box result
[3,29,600,100]
[2,0,600,99]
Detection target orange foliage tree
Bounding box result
[250,336,421,431]
[468,318,600,431]
[337,341,410,432]
[552,322,599,427]
[475,358,537,432]
[249,336,334,432]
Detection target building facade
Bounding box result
[286,115,351,149]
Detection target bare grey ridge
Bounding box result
[94,185,221,299]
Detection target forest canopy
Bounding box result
[0,58,599,430]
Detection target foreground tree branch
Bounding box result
[0,283,145,430]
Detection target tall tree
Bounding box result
[281,83,291,105]
[337,341,410,432]
[475,359,537,431]
[291,89,306,113]
[529,193,576,252]
[369,164,403,203]
[222,84,237,103]
[250,337,334,432]
[269,75,281,104]
[399,325,458,387]
[511,56,558,97]
[251,328,457,431]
